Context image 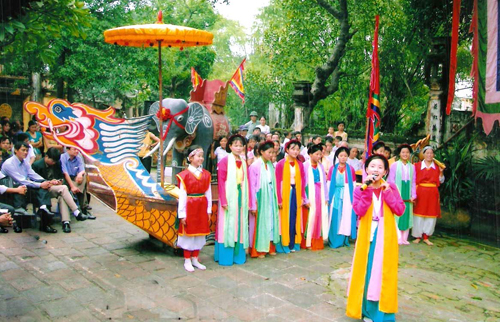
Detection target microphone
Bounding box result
[360,174,378,191]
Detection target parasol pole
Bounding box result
[158,40,165,188]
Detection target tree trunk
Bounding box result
[300,0,356,128]
[31,72,42,103]
[56,49,66,98]
[67,86,74,103]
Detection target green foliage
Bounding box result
[0,0,90,69]
[248,0,473,136]
[36,0,218,107]
[472,155,500,182]
[471,155,500,212]
[435,134,475,212]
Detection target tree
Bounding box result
[47,0,220,108]
[307,0,356,126]
[251,0,474,136]
[253,0,356,130]
[0,0,90,69]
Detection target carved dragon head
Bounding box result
[25,99,151,164]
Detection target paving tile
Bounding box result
[22,285,67,303]
[0,260,20,272]
[0,199,499,322]
[0,297,38,317]
[244,293,287,311]
[8,275,45,291]
[40,297,86,319]
[0,283,20,301]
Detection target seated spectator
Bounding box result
[271,133,280,142]
[0,137,12,167]
[334,121,348,141]
[346,147,362,171]
[1,136,12,156]
[0,212,13,233]
[11,120,24,137]
[265,133,272,141]
[33,147,91,233]
[26,120,43,160]
[14,133,36,164]
[1,120,12,140]
[43,127,64,153]
[1,142,59,233]
[60,147,95,218]
[0,171,27,233]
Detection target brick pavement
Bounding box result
[1,200,499,321]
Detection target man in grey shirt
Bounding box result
[244,111,258,138]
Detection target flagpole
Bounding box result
[158,40,164,188]
[364,117,370,159]
[364,15,380,159]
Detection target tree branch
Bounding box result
[315,0,342,20]
[309,0,354,108]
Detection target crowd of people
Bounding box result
[0,117,95,235]
[0,111,445,321]
[179,112,445,322]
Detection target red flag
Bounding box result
[229,58,246,103]
[470,0,478,116]
[364,15,381,158]
[191,67,203,89]
[446,0,461,115]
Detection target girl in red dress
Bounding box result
[413,146,444,246]
[176,145,212,272]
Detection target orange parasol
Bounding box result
[104,11,213,186]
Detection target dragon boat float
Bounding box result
[24,76,231,248]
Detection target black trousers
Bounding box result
[0,202,15,214]
[12,186,51,210]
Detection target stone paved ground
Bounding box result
[1,200,499,322]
